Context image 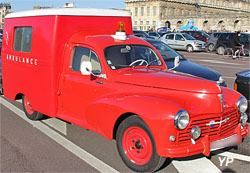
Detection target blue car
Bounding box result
[235,70,250,119]
[146,39,226,86]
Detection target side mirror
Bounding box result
[174,56,180,68]
[169,56,181,70]
[80,61,92,75]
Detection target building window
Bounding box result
[141,7,144,16]
[140,21,143,25]
[153,6,157,16]
[135,7,138,16]
[147,7,150,16]
[13,27,33,52]
[134,21,138,25]
[146,21,149,25]
[153,21,156,26]
[181,9,184,16]
[164,8,167,16]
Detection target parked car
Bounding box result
[215,32,250,55]
[146,31,161,39]
[133,30,155,39]
[215,32,235,55]
[207,32,226,52]
[181,30,210,43]
[235,70,250,119]
[146,39,226,86]
[160,32,206,52]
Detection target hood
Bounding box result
[165,59,221,82]
[194,40,206,44]
[236,70,250,78]
[113,68,221,94]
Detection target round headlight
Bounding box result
[237,96,248,113]
[174,110,190,130]
[191,126,201,140]
[218,76,224,84]
[240,113,248,126]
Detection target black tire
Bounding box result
[208,43,215,52]
[186,45,193,52]
[22,95,44,120]
[116,115,166,172]
[223,48,234,59]
[217,46,225,55]
[239,49,250,61]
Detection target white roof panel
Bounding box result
[6,8,131,18]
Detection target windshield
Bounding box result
[104,45,162,70]
[200,32,209,38]
[183,34,195,40]
[148,41,184,61]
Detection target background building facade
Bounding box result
[125,0,250,32]
[0,3,11,29]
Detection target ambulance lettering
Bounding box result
[6,54,38,66]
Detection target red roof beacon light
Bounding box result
[112,22,127,40]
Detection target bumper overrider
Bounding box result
[165,123,249,158]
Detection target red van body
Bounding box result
[1,8,249,172]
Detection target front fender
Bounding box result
[85,95,182,156]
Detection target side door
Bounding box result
[163,34,175,49]
[58,44,108,127]
[174,34,186,50]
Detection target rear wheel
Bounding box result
[116,115,166,172]
[239,49,250,61]
[223,48,234,59]
[22,95,44,120]
[217,46,225,55]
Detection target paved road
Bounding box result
[179,51,250,89]
[1,52,250,172]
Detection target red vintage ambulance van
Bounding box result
[1,8,249,172]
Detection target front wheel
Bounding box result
[22,95,44,120]
[207,43,215,52]
[116,116,166,172]
[186,45,193,52]
[239,49,250,61]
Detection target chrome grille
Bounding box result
[177,108,240,144]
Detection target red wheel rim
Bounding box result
[24,96,34,115]
[122,126,152,165]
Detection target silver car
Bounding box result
[160,32,206,52]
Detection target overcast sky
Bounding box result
[1,0,126,12]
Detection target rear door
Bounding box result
[163,34,176,49]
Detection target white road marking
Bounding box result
[15,99,68,135]
[223,76,236,79]
[197,63,250,70]
[172,157,221,173]
[194,59,244,65]
[42,118,67,136]
[213,151,250,162]
[0,97,119,173]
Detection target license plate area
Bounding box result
[210,134,241,151]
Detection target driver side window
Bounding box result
[176,34,184,41]
[71,47,102,75]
